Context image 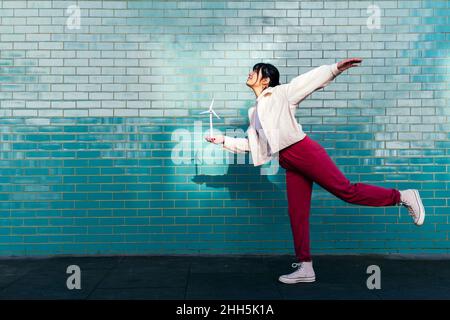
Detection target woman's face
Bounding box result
[246,68,266,88]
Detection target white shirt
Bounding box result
[223,63,342,166]
[254,104,272,156]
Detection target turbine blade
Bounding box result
[208,98,215,110]
[199,110,210,114]
[211,110,220,119]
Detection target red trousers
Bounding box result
[278,135,401,262]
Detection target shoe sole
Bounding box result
[278,276,316,284]
[412,189,425,226]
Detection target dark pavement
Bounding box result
[0,255,449,300]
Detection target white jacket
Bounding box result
[223,63,342,166]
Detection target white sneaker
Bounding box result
[399,189,425,226]
[278,261,316,284]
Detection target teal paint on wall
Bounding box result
[0,116,448,256]
[0,0,449,256]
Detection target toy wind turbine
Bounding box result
[199,97,220,137]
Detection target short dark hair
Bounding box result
[252,63,280,87]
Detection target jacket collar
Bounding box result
[256,86,274,102]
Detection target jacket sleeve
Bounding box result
[284,63,342,105]
[222,135,251,154]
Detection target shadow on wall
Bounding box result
[191,154,286,206]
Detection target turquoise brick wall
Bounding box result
[0,0,449,256]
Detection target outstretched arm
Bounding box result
[284,58,362,105]
[205,134,250,154]
[222,135,250,154]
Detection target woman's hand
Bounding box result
[337,58,362,72]
[205,135,225,144]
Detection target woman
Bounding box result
[205,59,425,284]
